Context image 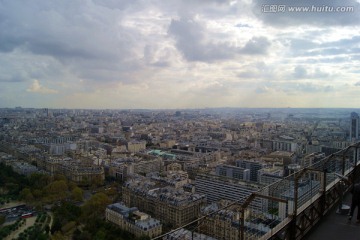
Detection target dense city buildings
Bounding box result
[350,112,360,141]
[0,107,359,238]
[122,175,206,227]
[106,202,162,238]
[195,174,262,211]
[163,228,216,240]
[199,200,280,240]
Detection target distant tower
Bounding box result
[350,112,359,141]
[43,108,49,117]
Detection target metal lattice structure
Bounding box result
[153,142,360,240]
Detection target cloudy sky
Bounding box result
[0,0,360,109]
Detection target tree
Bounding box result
[50,231,67,240]
[52,202,81,227]
[44,180,68,201]
[82,193,111,220]
[73,230,92,240]
[61,221,76,234]
[19,188,32,200]
[5,183,20,195]
[51,217,63,234]
[29,173,51,190]
[138,236,151,240]
[91,176,104,188]
[0,215,5,225]
[68,181,78,191]
[94,229,106,240]
[45,224,50,234]
[32,189,43,200]
[71,187,83,202]
[53,174,67,182]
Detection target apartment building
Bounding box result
[163,228,216,240]
[127,141,146,153]
[106,202,162,238]
[236,159,268,182]
[194,174,262,212]
[215,164,250,181]
[199,201,277,240]
[43,157,105,185]
[122,176,206,227]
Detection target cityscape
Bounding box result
[1,0,360,240]
[0,107,360,239]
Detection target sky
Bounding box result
[0,0,360,109]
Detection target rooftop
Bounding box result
[107,202,161,230]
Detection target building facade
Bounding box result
[236,159,268,182]
[215,164,250,181]
[106,202,162,238]
[350,112,359,141]
[194,174,262,212]
[122,178,206,227]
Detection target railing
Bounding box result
[153,142,360,240]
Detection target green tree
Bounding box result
[91,176,104,188]
[0,215,5,225]
[54,174,67,182]
[74,230,92,240]
[51,217,62,234]
[95,228,106,240]
[71,187,83,202]
[44,180,68,201]
[82,193,111,220]
[52,201,81,231]
[5,183,20,195]
[50,231,67,240]
[29,173,51,190]
[68,181,78,191]
[32,189,43,200]
[20,187,35,202]
[138,236,151,240]
[45,224,50,234]
[61,221,76,234]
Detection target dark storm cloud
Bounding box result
[235,23,251,28]
[240,37,271,55]
[143,45,171,68]
[293,66,307,79]
[0,53,64,83]
[92,0,138,10]
[168,18,270,62]
[0,0,141,84]
[168,18,234,62]
[159,0,235,19]
[305,57,351,64]
[0,75,25,83]
[279,36,360,67]
[252,0,360,26]
[279,82,334,93]
[351,55,360,61]
[296,83,334,93]
[292,66,329,79]
[0,1,131,60]
[237,62,275,79]
[322,36,360,48]
[255,86,270,94]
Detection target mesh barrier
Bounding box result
[154,144,360,240]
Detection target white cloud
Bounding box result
[26,80,58,94]
[0,0,359,108]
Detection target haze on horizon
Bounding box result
[0,0,359,109]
